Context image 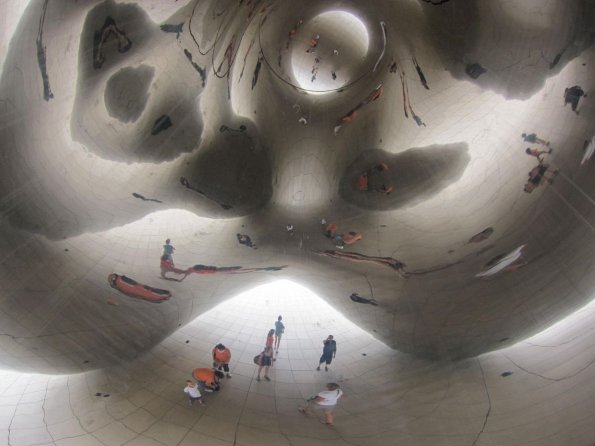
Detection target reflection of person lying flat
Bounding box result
[350,293,378,306]
[185,264,287,275]
[313,250,407,272]
[187,265,242,274]
[476,244,527,278]
[339,232,362,245]
[109,273,171,302]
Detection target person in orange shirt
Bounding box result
[212,344,232,378]
[192,368,224,392]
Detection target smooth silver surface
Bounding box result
[0,0,594,444]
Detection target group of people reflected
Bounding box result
[185,317,343,426]
[521,132,559,193]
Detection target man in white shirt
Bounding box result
[183,380,205,406]
[299,383,343,425]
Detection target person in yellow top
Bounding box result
[212,343,232,378]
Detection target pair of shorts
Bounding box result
[311,403,335,412]
[320,353,333,364]
[261,356,272,366]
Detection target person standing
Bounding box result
[163,239,175,260]
[317,335,337,371]
[299,383,343,425]
[256,346,274,381]
[212,343,232,378]
[581,135,595,166]
[183,380,205,406]
[274,316,285,352]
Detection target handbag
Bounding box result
[253,353,263,365]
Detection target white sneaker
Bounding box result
[226,373,232,378]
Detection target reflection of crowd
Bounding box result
[521,132,559,194]
[185,317,343,425]
[523,164,559,193]
[323,223,362,249]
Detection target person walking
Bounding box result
[299,383,343,425]
[274,316,285,352]
[317,335,337,371]
[522,133,549,146]
[183,380,205,406]
[212,343,232,378]
[265,328,275,349]
[163,239,175,260]
[525,147,552,162]
[255,346,274,381]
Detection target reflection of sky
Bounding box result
[0,0,32,73]
[291,11,369,93]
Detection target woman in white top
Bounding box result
[299,383,343,425]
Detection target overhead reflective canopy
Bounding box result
[0,0,594,444]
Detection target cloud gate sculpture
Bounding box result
[0,0,594,444]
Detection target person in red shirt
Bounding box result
[265,329,275,349]
[212,344,232,378]
[525,147,552,162]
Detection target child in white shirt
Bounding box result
[183,380,205,406]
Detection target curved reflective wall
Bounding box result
[0,0,594,444]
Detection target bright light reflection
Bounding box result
[291,11,369,93]
[197,280,380,345]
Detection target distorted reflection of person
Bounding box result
[467,227,494,244]
[581,135,595,166]
[162,238,175,260]
[525,147,552,162]
[159,255,188,281]
[236,233,257,249]
[523,164,559,193]
[349,293,378,306]
[334,231,362,249]
[322,223,362,249]
[522,132,550,146]
[476,244,528,278]
[357,163,392,195]
[563,85,586,113]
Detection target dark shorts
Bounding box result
[261,356,272,366]
[320,353,333,365]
